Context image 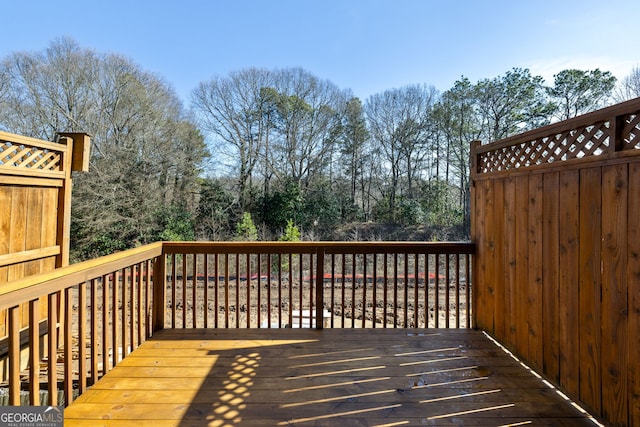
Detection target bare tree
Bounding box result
[191,68,274,210]
[0,38,206,259]
[264,68,348,189]
[614,65,640,102]
[365,84,437,222]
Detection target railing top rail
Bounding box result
[162,241,475,255]
[0,242,163,311]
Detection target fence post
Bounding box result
[315,248,325,329]
[609,114,625,152]
[152,253,166,332]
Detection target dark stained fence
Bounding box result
[471,97,640,427]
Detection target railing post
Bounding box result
[152,253,166,332]
[315,248,325,329]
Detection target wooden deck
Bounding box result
[64,329,597,426]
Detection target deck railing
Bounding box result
[159,242,473,330]
[0,240,473,406]
[0,243,162,406]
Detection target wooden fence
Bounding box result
[0,131,90,381]
[471,97,640,427]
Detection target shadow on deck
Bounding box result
[64,328,597,426]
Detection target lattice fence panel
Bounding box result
[0,141,62,171]
[621,113,640,150]
[479,121,610,173]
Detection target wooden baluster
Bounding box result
[121,268,128,358]
[425,254,431,327]
[111,271,118,368]
[466,253,471,329]
[315,250,324,330]
[309,255,314,328]
[192,255,197,328]
[403,253,409,328]
[28,299,40,404]
[64,287,73,404]
[203,254,209,329]
[434,255,440,328]
[102,274,109,377]
[171,254,177,328]
[445,255,451,328]
[224,254,229,328]
[341,254,346,328]
[247,254,262,328]
[330,254,336,328]
[214,253,219,329]
[361,254,367,328]
[78,283,87,395]
[372,254,377,328]
[235,254,240,328]
[181,256,187,329]
[8,306,20,405]
[136,263,143,346]
[47,292,57,406]
[90,279,98,385]
[351,254,356,328]
[298,254,303,328]
[277,254,282,328]
[455,254,461,329]
[414,254,419,328]
[288,253,293,327]
[129,266,135,350]
[267,254,272,328]
[383,254,388,329]
[393,253,398,328]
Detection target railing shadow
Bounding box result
[140,329,597,426]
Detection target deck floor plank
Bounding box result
[65,329,597,426]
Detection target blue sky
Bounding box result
[2,0,638,103]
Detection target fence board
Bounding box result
[628,162,640,427]
[558,170,580,397]
[473,179,492,332]
[8,187,27,282]
[495,178,508,343]
[578,167,602,414]
[0,187,10,285]
[24,188,43,276]
[542,172,560,384]
[515,175,529,360]
[600,163,629,426]
[502,178,517,350]
[527,174,543,371]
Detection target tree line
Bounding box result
[1,38,638,261]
